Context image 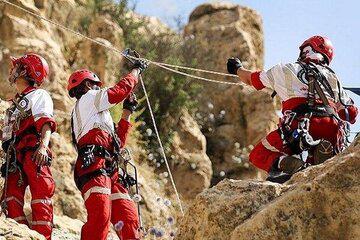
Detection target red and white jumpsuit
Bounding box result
[1,86,56,240]
[71,73,140,240]
[248,63,358,172]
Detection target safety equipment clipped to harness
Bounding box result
[118,148,143,231]
[280,113,322,155]
[78,145,96,169]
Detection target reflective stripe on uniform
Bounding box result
[5,196,24,206]
[32,220,53,226]
[31,198,52,205]
[13,216,27,222]
[83,186,111,202]
[110,192,132,201]
[261,138,281,153]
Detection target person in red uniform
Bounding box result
[227,35,358,183]
[67,57,147,240]
[1,53,56,239]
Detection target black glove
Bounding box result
[126,49,149,74]
[227,57,243,75]
[123,93,138,113]
[132,59,148,74]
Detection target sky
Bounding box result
[135,0,360,137]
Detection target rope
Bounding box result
[151,62,244,86]
[154,62,238,78]
[139,76,184,215]
[0,0,244,87]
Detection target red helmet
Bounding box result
[10,53,49,85]
[67,69,102,97]
[299,36,334,64]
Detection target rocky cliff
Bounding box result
[177,137,360,240]
[0,0,178,236]
[0,0,275,239]
[184,3,277,184]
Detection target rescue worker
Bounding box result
[67,56,147,240]
[227,35,358,183]
[1,53,56,239]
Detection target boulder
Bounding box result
[172,110,213,200]
[0,216,45,240]
[177,138,360,240]
[185,2,278,183]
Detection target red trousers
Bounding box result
[79,170,140,240]
[1,150,55,240]
[249,116,343,172]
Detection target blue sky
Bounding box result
[135,0,360,137]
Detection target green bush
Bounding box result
[82,0,201,155]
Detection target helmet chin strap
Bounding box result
[92,85,100,90]
[85,81,101,91]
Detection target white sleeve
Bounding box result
[31,89,54,121]
[259,64,285,90]
[90,88,115,112]
[336,78,354,107]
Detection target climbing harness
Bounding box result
[280,114,321,155]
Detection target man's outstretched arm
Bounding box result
[227,57,253,85]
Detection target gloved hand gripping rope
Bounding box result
[122,49,185,216]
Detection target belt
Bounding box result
[78,145,114,159]
[75,145,118,190]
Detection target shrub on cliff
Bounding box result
[81,0,201,155]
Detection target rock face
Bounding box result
[0,216,45,240]
[172,110,213,200]
[0,0,177,233]
[0,0,281,238]
[177,137,360,240]
[184,3,278,183]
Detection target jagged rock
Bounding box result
[88,16,124,49]
[73,38,121,85]
[172,110,212,200]
[0,215,45,240]
[0,0,73,111]
[177,137,360,240]
[126,11,170,36]
[185,2,277,183]
[0,0,280,238]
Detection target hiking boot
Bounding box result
[278,156,305,174]
[266,169,292,184]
